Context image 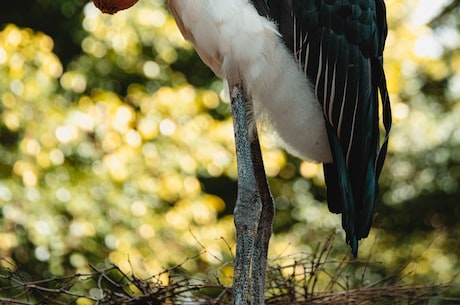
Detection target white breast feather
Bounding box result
[167,0,332,162]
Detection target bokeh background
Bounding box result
[0,0,459,299]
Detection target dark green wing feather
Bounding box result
[250,0,392,256]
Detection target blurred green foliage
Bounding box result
[0,0,459,299]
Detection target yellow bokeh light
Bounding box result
[300,162,320,179]
[43,55,63,78]
[136,8,167,28]
[138,224,155,239]
[5,26,22,46]
[102,131,122,152]
[0,233,18,250]
[0,47,7,64]
[37,33,54,52]
[143,60,160,79]
[138,117,159,140]
[60,72,87,93]
[22,170,38,187]
[3,112,21,131]
[131,200,147,217]
[113,105,135,133]
[183,176,201,195]
[55,125,79,143]
[159,118,176,136]
[103,153,129,182]
[165,209,188,230]
[178,85,196,104]
[125,129,142,147]
[202,90,220,109]
[76,297,94,305]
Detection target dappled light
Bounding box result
[1,0,460,302]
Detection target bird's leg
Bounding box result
[230,83,262,305]
[249,137,274,305]
[229,83,274,305]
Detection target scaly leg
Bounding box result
[230,83,274,305]
[249,137,274,305]
[230,83,261,305]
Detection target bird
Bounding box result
[93,0,392,304]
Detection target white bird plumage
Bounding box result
[167,0,332,162]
